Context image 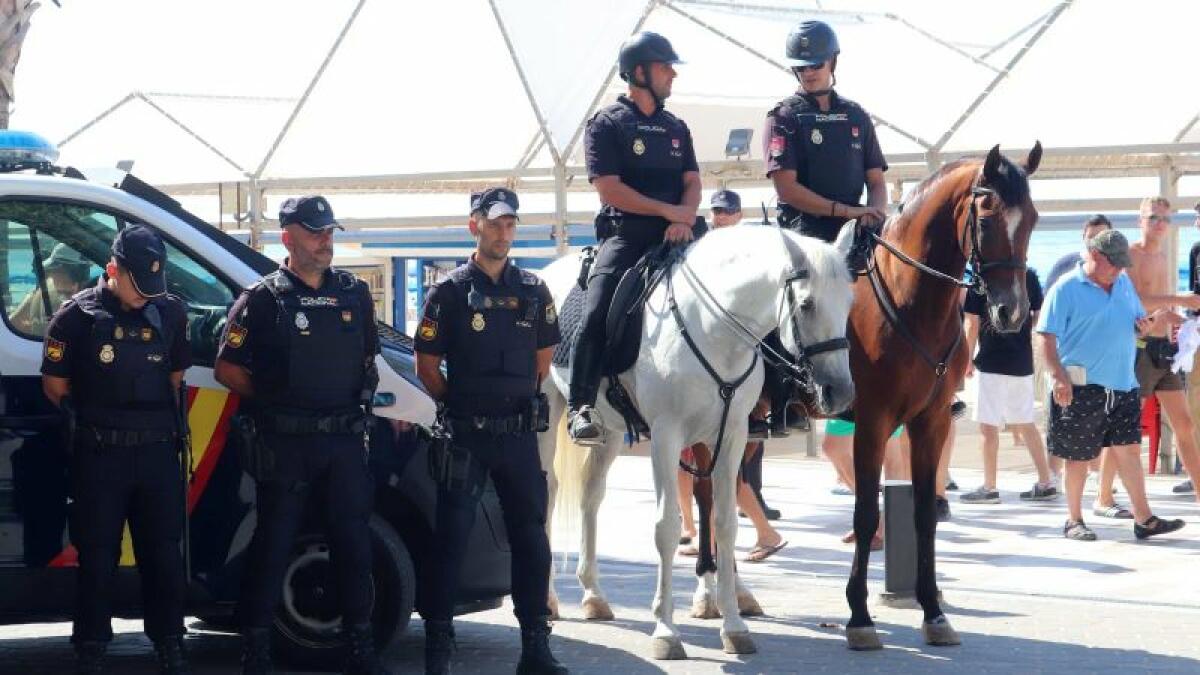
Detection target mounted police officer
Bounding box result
[214,196,387,675]
[41,225,191,674]
[567,31,702,444]
[415,188,567,675]
[765,20,888,267]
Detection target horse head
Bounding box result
[969,141,1042,333]
[777,229,856,415]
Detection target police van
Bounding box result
[0,132,512,663]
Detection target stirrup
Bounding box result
[568,406,605,447]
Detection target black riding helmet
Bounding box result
[786,20,840,94]
[618,31,683,98]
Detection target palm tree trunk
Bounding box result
[0,0,41,129]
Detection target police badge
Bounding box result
[811,128,823,145]
[471,312,486,332]
[99,344,115,364]
[632,138,646,156]
[295,311,310,330]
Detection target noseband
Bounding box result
[962,185,1027,296]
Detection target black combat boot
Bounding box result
[154,635,189,674]
[343,623,390,675]
[516,620,568,675]
[75,641,106,675]
[240,627,271,675]
[424,619,455,675]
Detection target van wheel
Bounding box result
[272,515,416,668]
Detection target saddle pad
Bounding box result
[552,283,585,368]
[552,267,648,376]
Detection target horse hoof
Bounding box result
[922,616,962,646]
[737,593,764,617]
[690,596,721,620]
[651,636,688,660]
[846,626,883,651]
[721,631,757,655]
[582,595,615,621]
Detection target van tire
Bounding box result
[272,515,416,668]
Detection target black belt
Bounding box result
[257,411,369,435]
[83,426,175,447]
[446,412,531,435]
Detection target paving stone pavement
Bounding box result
[2,455,1198,674]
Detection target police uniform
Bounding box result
[569,94,698,414]
[765,90,887,243]
[41,225,190,672]
[217,196,384,674]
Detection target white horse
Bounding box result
[537,224,856,658]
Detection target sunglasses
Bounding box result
[1144,214,1171,224]
[795,62,826,73]
[712,207,738,215]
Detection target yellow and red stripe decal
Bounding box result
[48,385,238,568]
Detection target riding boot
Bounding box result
[343,623,390,675]
[240,627,272,675]
[424,619,455,675]
[567,339,605,444]
[75,641,107,675]
[154,635,189,675]
[516,619,569,675]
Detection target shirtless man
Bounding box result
[1125,196,1200,507]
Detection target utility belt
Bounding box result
[255,409,370,435]
[446,393,549,436]
[80,425,175,447]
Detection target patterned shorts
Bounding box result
[1047,385,1141,461]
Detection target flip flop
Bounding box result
[744,540,788,563]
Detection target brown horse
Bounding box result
[845,142,1042,650]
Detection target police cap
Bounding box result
[786,20,840,67]
[474,187,520,220]
[279,195,342,232]
[710,190,741,211]
[618,31,683,83]
[111,224,167,298]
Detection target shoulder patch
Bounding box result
[45,337,65,362]
[226,322,247,348]
[418,318,438,341]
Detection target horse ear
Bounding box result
[834,220,856,259]
[1024,140,1043,176]
[982,144,1003,185]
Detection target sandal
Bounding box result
[1063,519,1097,541]
[744,540,788,563]
[1092,503,1133,519]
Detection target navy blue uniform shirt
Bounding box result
[585,96,699,243]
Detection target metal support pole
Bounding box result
[553,160,569,256]
[879,480,918,608]
[248,178,263,252]
[1159,161,1180,473]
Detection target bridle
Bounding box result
[668,232,849,478]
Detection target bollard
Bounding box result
[879,480,918,608]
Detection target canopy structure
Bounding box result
[12,0,1200,248]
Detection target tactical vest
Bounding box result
[593,101,689,241]
[74,288,176,430]
[775,93,866,241]
[443,265,543,414]
[256,269,366,412]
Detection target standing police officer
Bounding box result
[567,31,702,443]
[41,225,191,674]
[214,196,387,675]
[415,188,567,675]
[765,20,887,264]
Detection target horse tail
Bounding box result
[550,406,584,560]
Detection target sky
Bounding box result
[7,0,1200,220]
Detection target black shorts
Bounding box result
[1046,385,1141,461]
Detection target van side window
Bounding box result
[160,239,235,365]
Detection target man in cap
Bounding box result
[709,189,742,228]
[41,225,191,673]
[415,187,567,674]
[567,31,702,443]
[11,243,93,334]
[765,19,887,266]
[1036,229,1185,541]
[215,196,388,674]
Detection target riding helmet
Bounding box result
[618,31,683,86]
[785,20,840,67]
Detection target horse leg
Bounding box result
[688,445,720,620]
[649,430,688,660]
[576,436,619,621]
[712,428,755,654]
[908,411,961,647]
[845,421,889,651]
[538,385,565,620]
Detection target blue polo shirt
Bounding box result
[1035,266,1145,391]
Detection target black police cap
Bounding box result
[474,187,520,220]
[111,224,167,298]
[618,31,683,82]
[786,20,840,67]
[279,195,342,232]
[710,190,741,211]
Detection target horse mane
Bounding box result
[903,153,1031,215]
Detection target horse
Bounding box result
[536,224,856,658]
[843,143,1043,650]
